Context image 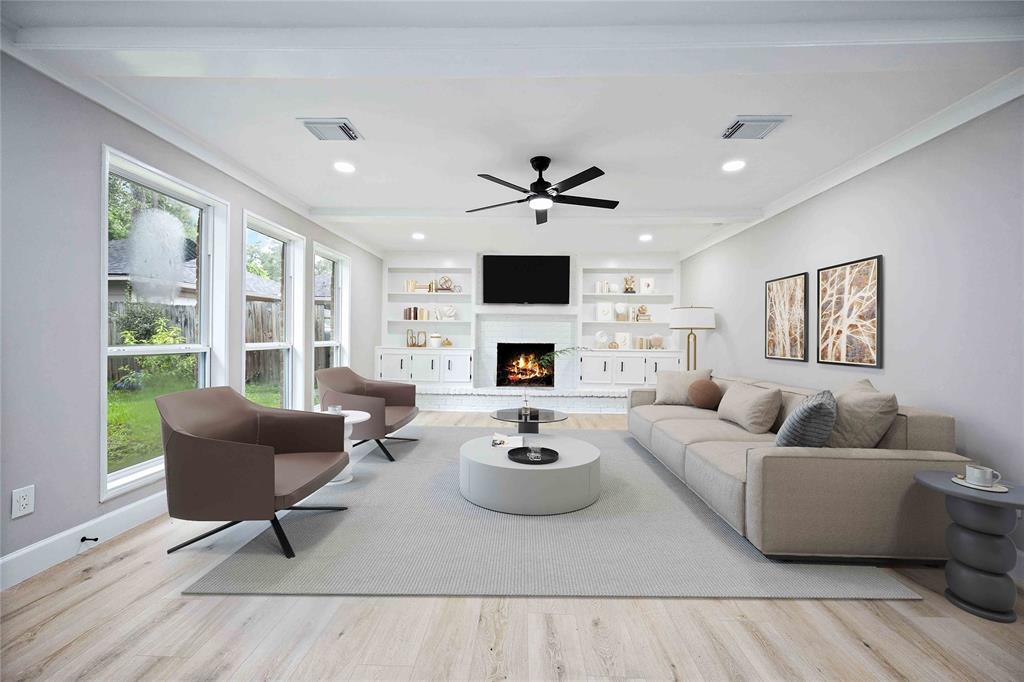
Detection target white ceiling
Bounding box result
[3,1,1023,255]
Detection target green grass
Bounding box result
[107,376,194,473]
[107,378,283,473]
[245,381,283,409]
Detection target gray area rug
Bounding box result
[185,427,919,599]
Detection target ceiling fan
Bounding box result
[467,156,619,225]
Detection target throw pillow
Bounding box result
[687,379,723,410]
[654,369,711,405]
[776,390,838,447]
[828,379,898,448]
[717,383,782,434]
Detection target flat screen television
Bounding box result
[482,255,571,304]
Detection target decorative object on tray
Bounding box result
[594,330,609,349]
[623,274,637,294]
[640,277,656,294]
[614,302,629,321]
[818,255,882,367]
[436,275,454,291]
[766,272,808,362]
[635,304,651,322]
[596,301,613,321]
[508,446,560,465]
[441,337,454,347]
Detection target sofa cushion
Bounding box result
[776,390,837,447]
[654,369,711,405]
[629,404,718,449]
[717,384,782,434]
[649,419,775,483]
[688,379,723,410]
[684,441,765,534]
[829,379,898,448]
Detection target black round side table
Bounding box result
[915,470,1023,623]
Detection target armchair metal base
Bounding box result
[167,506,348,559]
[354,436,420,462]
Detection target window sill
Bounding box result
[102,461,165,502]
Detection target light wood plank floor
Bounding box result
[3,411,1022,681]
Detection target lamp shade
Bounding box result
[670,306,716,330]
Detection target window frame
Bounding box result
[242,211,306,410]
[311,244,351,405]
[100,147,229,501]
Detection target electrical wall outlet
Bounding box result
[12,485,34,519]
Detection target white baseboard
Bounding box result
[1,491,167,590]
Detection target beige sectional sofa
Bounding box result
[629,375,969,560]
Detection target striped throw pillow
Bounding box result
[775,390,837,447]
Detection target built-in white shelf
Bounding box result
[581,293,674,302]
[581,267,674,274]
[581,320,671,326]
[388,266,473,274]
[388,291,471,300]
[387,319,471,325]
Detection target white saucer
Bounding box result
[951,477,1009,493]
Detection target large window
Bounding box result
[312,251,347,403]
[104,162,209,490]
[244,218,298,408]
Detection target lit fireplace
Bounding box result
[496,342,555,387]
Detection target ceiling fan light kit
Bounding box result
[467,156,619,225]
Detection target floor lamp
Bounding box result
[670,306,716,371]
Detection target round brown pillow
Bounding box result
[688,379,723,410]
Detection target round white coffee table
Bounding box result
[318,408,371,484]
[459,435,600,515]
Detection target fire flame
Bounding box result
[504,353,551,383]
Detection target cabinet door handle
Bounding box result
[603,361,607,372]
[431,359,435,370]
[654,361,658,372]
[620,362,625,372]
[400,359,403,370]
[448,360,452,371]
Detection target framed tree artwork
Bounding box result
[765,273,808,361]
[817,255,882,368]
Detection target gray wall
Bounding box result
[680,98,1023,543]
[0,55,382,554]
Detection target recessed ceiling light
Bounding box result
[411,232,425,240]
[333,160,356,174]
[528,196,554,211]
[721,159,746,173]
[638,234,653,242]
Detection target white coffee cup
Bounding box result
[965,464,1002,487]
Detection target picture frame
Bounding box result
[817,255,883,368]
[639,277,656,294]
[596,301,613,322]
[765,272,808,362]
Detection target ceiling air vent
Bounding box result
[721,116,789,140]
[299,118,364,141]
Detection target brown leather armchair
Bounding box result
[155,386,349,558]
[315,367,419,461]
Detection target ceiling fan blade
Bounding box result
[465,198,529,213]
[535,209,548,225]
[550,166,604,194]
[478,174,529,193]
[552,194,619,210]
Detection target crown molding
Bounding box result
[680,67,1024,261]
[0,40,384,259]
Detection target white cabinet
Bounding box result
[444,352,473,383]
[375,347,474,385]
[644,354,681,383]
[580,355,613,384]
[410,352,441,383]
[379,350,411,381]
[614,356,646,384]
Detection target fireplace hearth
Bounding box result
[496,342,555,387]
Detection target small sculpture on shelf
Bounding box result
[636,304,651,322]
[437,275,454,291]
[623,274,637,294]
[441,337,454,347]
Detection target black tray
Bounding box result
[508,446,559,465]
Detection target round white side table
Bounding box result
[320,408,371,484]
[459,434,600,515]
